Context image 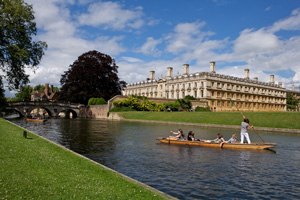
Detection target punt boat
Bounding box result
[26,118,47,122]
[156,137,276,150]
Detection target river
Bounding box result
[9,118,300,199]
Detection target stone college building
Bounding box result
[123,62,287,111]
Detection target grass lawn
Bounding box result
[118,111,300,129]
[0,118,168,199]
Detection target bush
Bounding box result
[88,97,106,105]
[195,106,211,112]
[164,102,180,111]
[176,99,191,110]
[184,95,197,100]
[112,97,166,112]
[110,106,136,112]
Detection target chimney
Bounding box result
[270,75,274,83]
[167,67,173,78]
[278,82,282,88]
[254,77,258,82]
[292,84,295,91]
[150,71,155,80]
[51,85,53,93]
[210,61,216,73]
[45,83,49,95]
[183,64,189,75]
[244,69,249,79]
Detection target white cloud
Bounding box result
[121,57,143,63]
[166,21,212,54]
[136,37,162,56]
[21,0,126,90]
[269,8,300,32]
[77,1,144,30]
[233,28,281,57]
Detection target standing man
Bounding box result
[240,118,253,144]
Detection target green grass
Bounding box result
[118,111,300,129]
[0,118,167,199]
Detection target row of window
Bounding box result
[210,81,284,96]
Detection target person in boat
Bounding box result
[170,129,185,141]
[220,133,238,148]
[211,133,225,147]
[187,131,200,141]
[187,131,194,141]
[227,133,237,143]
[241,118,253,144]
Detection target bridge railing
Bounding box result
[7,101,84,107]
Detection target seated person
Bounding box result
[211,133,225,147]
[169,129,185,141]
[187,131,194,141]
[227,134,237,143]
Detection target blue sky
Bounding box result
[5,0,300,96]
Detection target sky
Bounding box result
[5,0,300,96]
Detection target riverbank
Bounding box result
[117,111,300,133]
[0,118,172,199]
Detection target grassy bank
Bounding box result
[118,111,300,129]
[0,118,167,199]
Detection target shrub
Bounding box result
[184,95,197,100]
[88,97,107,105]
[176,99,191,110]
[110,106,136,112]
[95,98,106,105]
[112,97,166,112]
[195,106,211,112]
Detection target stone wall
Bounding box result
[79,105,109,119]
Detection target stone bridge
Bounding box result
[6,101,85,118]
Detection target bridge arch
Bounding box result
[4,108,24,117]
[59,109,78,118]
[6,101,83,118]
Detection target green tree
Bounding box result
[0,77,7,113]
[286,93,299,110]
[0,0,47,90]
[15,85,32,101]
[60,51,126,104]
[33,84,45,91]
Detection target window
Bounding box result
[194,91,197,97]
[194,82,197,87]
[201,90,204,97]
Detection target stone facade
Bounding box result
[123,62,287,111]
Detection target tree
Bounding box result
[15,85,32,101]
[286,93,299,110]
[33,84,45,91]
[0,77,7,113]
[0,0,47,90]
[60,50,126,104]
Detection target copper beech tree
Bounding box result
[59,50,126,104]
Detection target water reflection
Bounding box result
[9,118,300,200]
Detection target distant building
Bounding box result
[123,62,287,111]
[31,84,58,101]
[286,85,300,111]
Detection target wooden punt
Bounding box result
[156,137,276,150]
[26,118,46,122]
